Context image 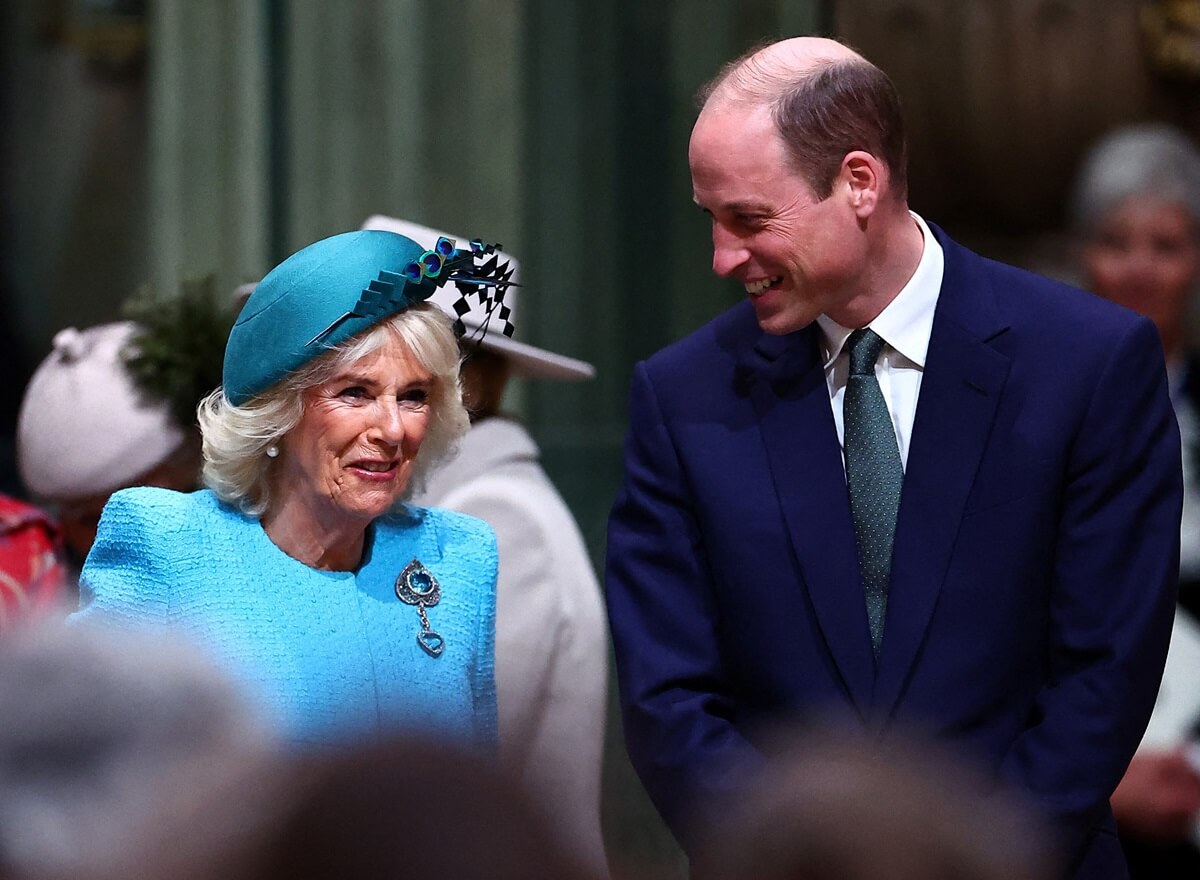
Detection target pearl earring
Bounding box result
[266,445,279,459]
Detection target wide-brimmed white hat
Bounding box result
[17,322,186,500]
[360,215,595,381]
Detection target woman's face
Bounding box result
[273,332,432,532]
[1083,195,1200,354]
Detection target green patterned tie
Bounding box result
[844,328,904,657]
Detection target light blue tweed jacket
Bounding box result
[75,487,498,750]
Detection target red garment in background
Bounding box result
[0,495,67,631]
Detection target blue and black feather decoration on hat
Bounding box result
[307,236,517,348]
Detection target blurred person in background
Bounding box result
[1072,122,1200,877]
[361,214,608,875]
[692,725,1058,880]
[16,279,231,576]
[0,495,66,633]
[0,618,277,880]
[72,229,513,749]
[16,321,199,572]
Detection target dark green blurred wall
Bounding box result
[524,1,827,574]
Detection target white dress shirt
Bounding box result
[816,211,944,470]
[1168,360,1200,581]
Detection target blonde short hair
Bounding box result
[198,304,467,517]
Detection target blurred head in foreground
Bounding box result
[692,726,1057,880]
[121,736,597,880]
[0,619,276,880]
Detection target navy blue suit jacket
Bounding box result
[606,227,1182,878]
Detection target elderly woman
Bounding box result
[73,229,508,749]
[1071,123,1200,877]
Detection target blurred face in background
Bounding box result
[1083,195,1200,359]
[56,442,201,565]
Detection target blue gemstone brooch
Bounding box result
[395,559,444,658]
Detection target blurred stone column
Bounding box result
[281,1,524,254]
[148,0,524,298]
[148,0,270,297]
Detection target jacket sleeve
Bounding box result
[605,360,763,849]
[73,489,174,628]
[455,512,500,753]
[999,317,1181,870]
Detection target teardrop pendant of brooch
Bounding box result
[395,558,444,658]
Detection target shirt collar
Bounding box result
[817,211,944,369]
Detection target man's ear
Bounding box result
[841,151,882,217]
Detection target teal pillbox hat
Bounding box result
[223,230,429,405]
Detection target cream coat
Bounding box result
[416,418,608,874]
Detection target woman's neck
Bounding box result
[260,504,368,571]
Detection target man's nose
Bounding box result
[711,225,748,278]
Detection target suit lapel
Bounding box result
[742,329,876,719]
[872,233,1012,720]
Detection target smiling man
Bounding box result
[605,36,1182,880]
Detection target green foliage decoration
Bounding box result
[120,275,237,429]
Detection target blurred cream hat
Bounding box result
[361,215,595,381]
[17,322,186,500]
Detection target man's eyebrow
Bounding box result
[693,199,770,214]
[726,200,771,212]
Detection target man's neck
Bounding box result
[826,207,925,328]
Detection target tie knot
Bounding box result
[847,328,885,376]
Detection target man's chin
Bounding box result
[752,302,815,336]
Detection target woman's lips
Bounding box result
[347,460,399,480]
